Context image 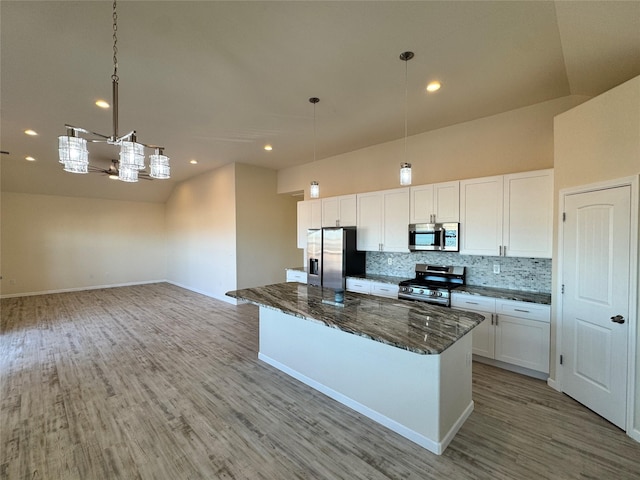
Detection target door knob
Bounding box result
[610,315,625,324]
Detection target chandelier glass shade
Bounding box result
[58,134,89,174]
[58,0,169,183]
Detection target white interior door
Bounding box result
[562,186,631,429]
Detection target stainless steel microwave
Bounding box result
[408,223,460,252]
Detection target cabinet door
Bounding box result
[470,311,495,358]
[297,201,310,248]
[338,195,357,227]
[451,293,496,359]
[433,181,460,222]
[370,282,398,299]
[321,197,339,227]
[356,192,383,251]
[346,278,372,294]
[309,199,322,229]
[503,169,553,258]
[494,315,550,373]
[381,188,410,252]
[410,184,435,224]
[297,200,322,248]
[460,176,503,256]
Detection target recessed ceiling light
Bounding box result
[24,129,38,136]
[25,156,36,161]
[264,144,273,151]
[426,81,441,93]
[95,100,110,109]
[190,159,198,165]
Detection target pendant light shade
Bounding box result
[310,181,320,198]
[400,162,412,186]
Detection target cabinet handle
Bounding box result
[499,246,502,256]
[490,314,494,325]
[336,220,339,227]
[465,301,479,305]
[503,245,507,256]
[495,314,499,326]
[514,308,530,313]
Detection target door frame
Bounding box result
[554,175,638,440]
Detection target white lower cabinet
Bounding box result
[346,278,398,299]
[452,293,550,375]
[286,269,307,283]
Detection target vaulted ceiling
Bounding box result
[2,1,639,202]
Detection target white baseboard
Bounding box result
[473,355,549,381]
[0,279,165,299]
[546,377,560,391]
[629,426,640,443]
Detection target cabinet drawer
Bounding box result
[496,299,550,323]
[346,278,372,294]
[286,270,307,283]
[371,283,398,299]
[451,293,496,312]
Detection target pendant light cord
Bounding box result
[404,57,408,162]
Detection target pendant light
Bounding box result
[58,0,169,182]
[309,97,320,199]
[399,51,414,186]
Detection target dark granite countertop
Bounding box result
[454,285,551,305]
[227,282,483,355]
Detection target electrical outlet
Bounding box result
[387,257,393,265]
[493,264,500,274]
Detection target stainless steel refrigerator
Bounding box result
[307,228,322,287]
[321,227,366,291]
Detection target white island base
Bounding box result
[257,306,474,455]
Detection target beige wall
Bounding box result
[165,163,238,302]
[0,192,166,296]
[165,162,300,302]
[235,163,300,289]
[278,96,588,197]
[554,75,640,436]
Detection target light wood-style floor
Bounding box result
[2,283,639,479]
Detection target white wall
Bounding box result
[0,192,166,297]
[235,163,300,289]
[278,96,588,197]
[165,163,238,302]
[165,162,300,302]
[554,75,640,436]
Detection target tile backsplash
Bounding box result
[366,251,551,293]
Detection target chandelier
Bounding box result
[58,0,169,183]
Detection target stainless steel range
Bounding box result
[398,264,465,307]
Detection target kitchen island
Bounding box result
[226,282,483,454]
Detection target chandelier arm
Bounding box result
[64,124,111,140]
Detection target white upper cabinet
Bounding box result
[460,175,504,256]
[357,187,409,252]
[410,181,460,224]
[460,169,553,258]
[322,194,357,227]
[503,170,553,258]
[296,199,322,248]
